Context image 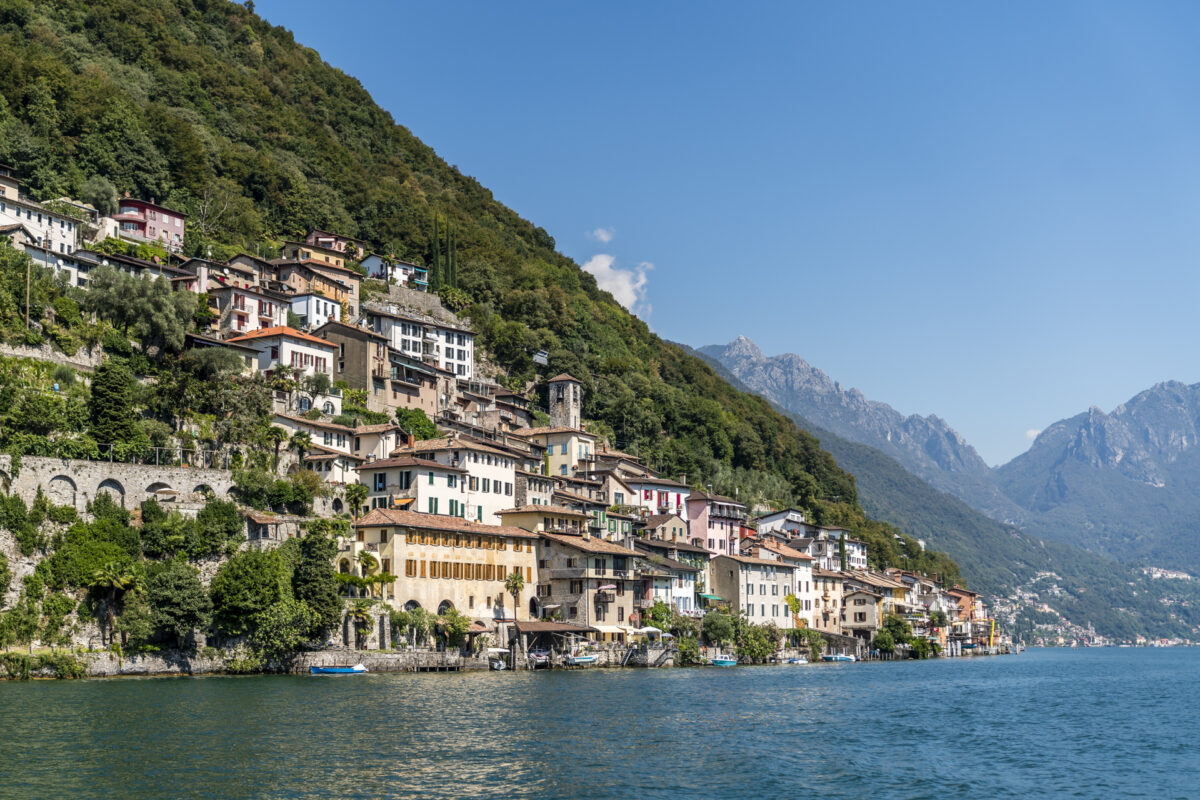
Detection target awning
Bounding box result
[594,625,628,636]
[389,497,415,508]
[513,620,598,634]
[700,594,724,601]
[598,584,617,590]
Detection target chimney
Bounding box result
[404,432,415,448]
[679,473,686,485]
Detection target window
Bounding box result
[428,497,438,514]
[448,474,457,488]
[373,473,386,491]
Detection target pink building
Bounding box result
[685,490,747,557]
[112,198,186,252]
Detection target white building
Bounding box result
[0,167,80,256]
[208,285,289,335]
[365,304,476,380]
[228,326,337,380]
[387,436,518,525]
[755,508,808,539]
[622,475,691,516]
[290,292,342,332]
[741,538,815,627]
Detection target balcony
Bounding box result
[547,568,585,580]
[594,591,615,604]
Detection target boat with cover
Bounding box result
[710,657,737,666]
[820,654,855,662]
[565,653,598,665]
[786,657,808,664]
[310,663,368,674]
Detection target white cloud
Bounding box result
[588,227,615,244]
[582,254,652,316]
[1025,429,1041,440]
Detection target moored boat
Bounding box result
[820,654,855,663]
[565,654,598,666]
[786,657,808,665]
[710,657,737,666]
[310,663,368,674]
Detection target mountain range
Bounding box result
[704,337,1200,576]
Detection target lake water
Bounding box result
[1,648,1197,799]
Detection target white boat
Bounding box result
[565,653,597,666]
[821,653,856,663]
[786,657,808,665]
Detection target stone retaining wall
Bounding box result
[0,341,105,372]
[0,454,234,512]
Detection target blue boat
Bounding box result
[310,663,368,675]
[710,658,737,667]
[821,654,856,663]
[565,654,598,666]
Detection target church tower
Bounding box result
[548,373,581,429]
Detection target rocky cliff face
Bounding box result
[992,381,1200,569]
[701,337,1022,520]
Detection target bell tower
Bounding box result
[548,373,581,429]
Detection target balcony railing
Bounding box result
[594,591,615,604]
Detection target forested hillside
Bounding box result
[0,0,960,578]
[689,347,1200,639]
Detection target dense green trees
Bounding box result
[210,550,287,636]
[144,560,211,649]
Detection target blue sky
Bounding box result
[255,0,1200,465]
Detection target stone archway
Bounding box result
[96,478,126,507]
[437,600,455,616]
[338,559,351,574]
[404,600,422,612]
[48,475,78,507]
[146,481,175,502]
[193,484,214,498]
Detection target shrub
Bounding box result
[675,636,702,667]
[100,328,133,356]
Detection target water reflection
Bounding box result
[2,649,1198,799]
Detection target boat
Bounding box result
[820,654,855,663]
[786,657,808,665]
[310,663,368,675]
[710,657,737,667]
[486,648,509,670]
[565,653,598,666]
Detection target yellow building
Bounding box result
[351,508,539,622]
[496,504,590,535]
[510,426,597,478]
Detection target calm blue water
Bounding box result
[1,648,1197,799]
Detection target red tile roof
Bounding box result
[354,507,538,538]
[228,325,337,350]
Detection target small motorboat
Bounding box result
[710,657,737,667]
[565,653,597,666]
[310,663,368,675]
[821,654,855,663]
[786,657,808,665]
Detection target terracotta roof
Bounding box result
[362,456,465,473]
[389,435,512,459]
[497,505,590,519]
[715,553,789,568]
[640,553,700,573]
[355,508,538,538]
[552,489,606,507]
[747,539,813,561]
[275,413,355,433]
[642,514,685,528]
[539,531,641,556]
[306,442,363,460]
[635,538,711,556]
[314,320,388,342]
[515,468,555,480]
[625,475,689,489]
[354,423,402,434]
[548,373,580,383]
[228,326,337,350]
[687,490,744,505]
[812,567,843,579]
[510,426,595,438]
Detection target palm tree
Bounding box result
[504,570,526,668]
[344,482,368,521]
[89,562,134,647]
[504,571,525,621]
[348,600,373,650]
[289,430,312,464]
[265,426,288,472]
[357,552,379,598]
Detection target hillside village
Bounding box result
[0,164,1013,672]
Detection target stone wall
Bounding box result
[0,341,104,372]
[84,651,227,678]
[0,454,235,512]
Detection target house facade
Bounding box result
[109,197,185,252]
[351,508,539,623]
[228,326,337,380]
[710,554,794,627]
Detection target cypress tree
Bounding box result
[430,213,442,292]
[448,225,457,289]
